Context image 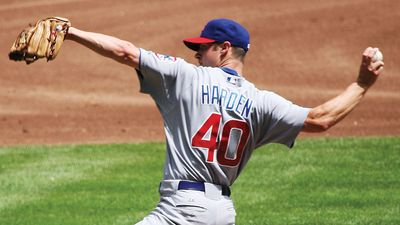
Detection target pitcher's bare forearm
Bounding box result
[66,27,140,68]
[302,47,384,133]
[302,83,366,132]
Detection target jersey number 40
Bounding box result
[191,113,250,167]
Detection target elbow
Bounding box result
[114,41,134,58]
[316,121,333,132]
[113,41,140,67]
[302,117,336,133]
[302,106,337,133]
[302,119,333,133]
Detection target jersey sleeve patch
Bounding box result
[155,53,177,63]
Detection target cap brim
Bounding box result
[183,37,215,51]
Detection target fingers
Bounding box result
[362,47,384,76]
[362,47,375,57]
[372,61,385,75]
[362,47,376,63]
[368,60,384,76]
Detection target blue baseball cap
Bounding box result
[183,18,250,52]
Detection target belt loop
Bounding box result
[159,180,180,196]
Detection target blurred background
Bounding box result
[0,0,399,146]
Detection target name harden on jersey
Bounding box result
[201,84,253,118]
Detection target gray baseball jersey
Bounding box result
[137,49,310,187]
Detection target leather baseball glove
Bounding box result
[9,17,71,64]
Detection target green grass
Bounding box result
[233,137,400,225]
[0,137,399,225]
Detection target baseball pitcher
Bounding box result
[9,18,384,225]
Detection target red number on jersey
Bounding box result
[191,113,221,162]
[191,113,250,167]
[217,120,250,167]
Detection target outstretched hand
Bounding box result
[9,17,70,64]
[357,47,385,89]
[302,47,385,133]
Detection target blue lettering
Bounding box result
[219,89,228,106]
[226,92,238,110]
[235,95,246,114]
[241,99,253,118]
[211,86,219,105]
[200,84,254,118]
[201,85,210,104]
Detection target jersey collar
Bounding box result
[220,67,240,76]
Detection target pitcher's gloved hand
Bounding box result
[9,17,71,64]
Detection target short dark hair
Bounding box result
[212,42,247,62]
[231,46,247,62]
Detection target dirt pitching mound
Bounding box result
[1,0,399,146]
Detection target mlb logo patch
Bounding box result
[155,53,177,62]
[227,76,239,85]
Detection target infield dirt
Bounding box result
[1,0,399,146]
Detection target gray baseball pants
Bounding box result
[134,180,236,225]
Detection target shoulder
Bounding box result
[139,49,181,65]
[139,48,199,75]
